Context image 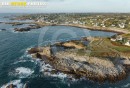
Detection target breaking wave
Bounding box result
[13,67,34,78]
[1,80,23,88]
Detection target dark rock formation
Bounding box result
[27,38,130,83]
[6,84,16,88]
[118,58,130,71]
[12,23,23,26]
[23,83,29,88]
[1,29,6,31]
[29,25,41,29]
[14,24,42,32]
[51,57,127,83]
[14,27,30,32]
[28,47,43,54]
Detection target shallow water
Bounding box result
[0,13,130,88]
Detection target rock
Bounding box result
[6,84,16,88]
[51,56,127,83]
[1,29,6,31]
[58,41,85,49]
[42,47,51,57]
[12,23,23,26]
[14,24,42,32]
[28,47,43,54]
[32,47,51,57]
[14,27,31,32]
[29,25,41,29]
[28,38,128,83]
[118,58,130,71]
[23,83,29,88]
[50,69,58,74]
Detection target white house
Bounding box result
[110,38,116,41]
[116,35,123,41]
[125,40,130,46]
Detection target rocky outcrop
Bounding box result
[14,27,31,32]
[14,25,42,32]
[55,40,87,49]
[118,58,130,71]
[12,23,23,26]
[51,54,127,82]
[28,47,43,54]
[6,84,16,88]
[23,83,29,88]
[5,22,23,26]
[41,47,51,57]
[27,39,130,83]
[0,29,6,31]
[5,83,29,88]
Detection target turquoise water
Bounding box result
[0,14,130,88]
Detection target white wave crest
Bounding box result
[13,59,34,65]
[14,67,34,78]
[51,73,67,78]
[39,61,53,72]
[122,83,130,88]
[1,80,23,88]
[38,61,68,79]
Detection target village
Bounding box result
[12,13,130,30]
[110,34,130,46]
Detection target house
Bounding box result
[125,40,130,46]
[110,38,116,41]
[110,35,123,41]
[116,35,123,41]
[119,23,125,29]
[110,35,117,41]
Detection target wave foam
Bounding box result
[14,67,34,78]
[39,61,53,72]
[13,59,34,65]
[38,60,69,79]
[1,80,23,88]
[51,73,67,79]
[122,83,130,88]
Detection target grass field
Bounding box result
[86,37,130,58]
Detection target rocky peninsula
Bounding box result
[28,37,130,83]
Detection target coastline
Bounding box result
[2,21,129,34]
[51,24,129,34]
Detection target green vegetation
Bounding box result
[114,46,130,52]
[14,13,130,30]
[76,49,86,56]
[86,38,130,57]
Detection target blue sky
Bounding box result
[0,0,130,13]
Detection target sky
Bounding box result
[0,0,130,13]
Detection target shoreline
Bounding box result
[51,24,129,34]
[2,21,130,34]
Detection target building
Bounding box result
[125,40,130,46]
[116,35,123,41]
